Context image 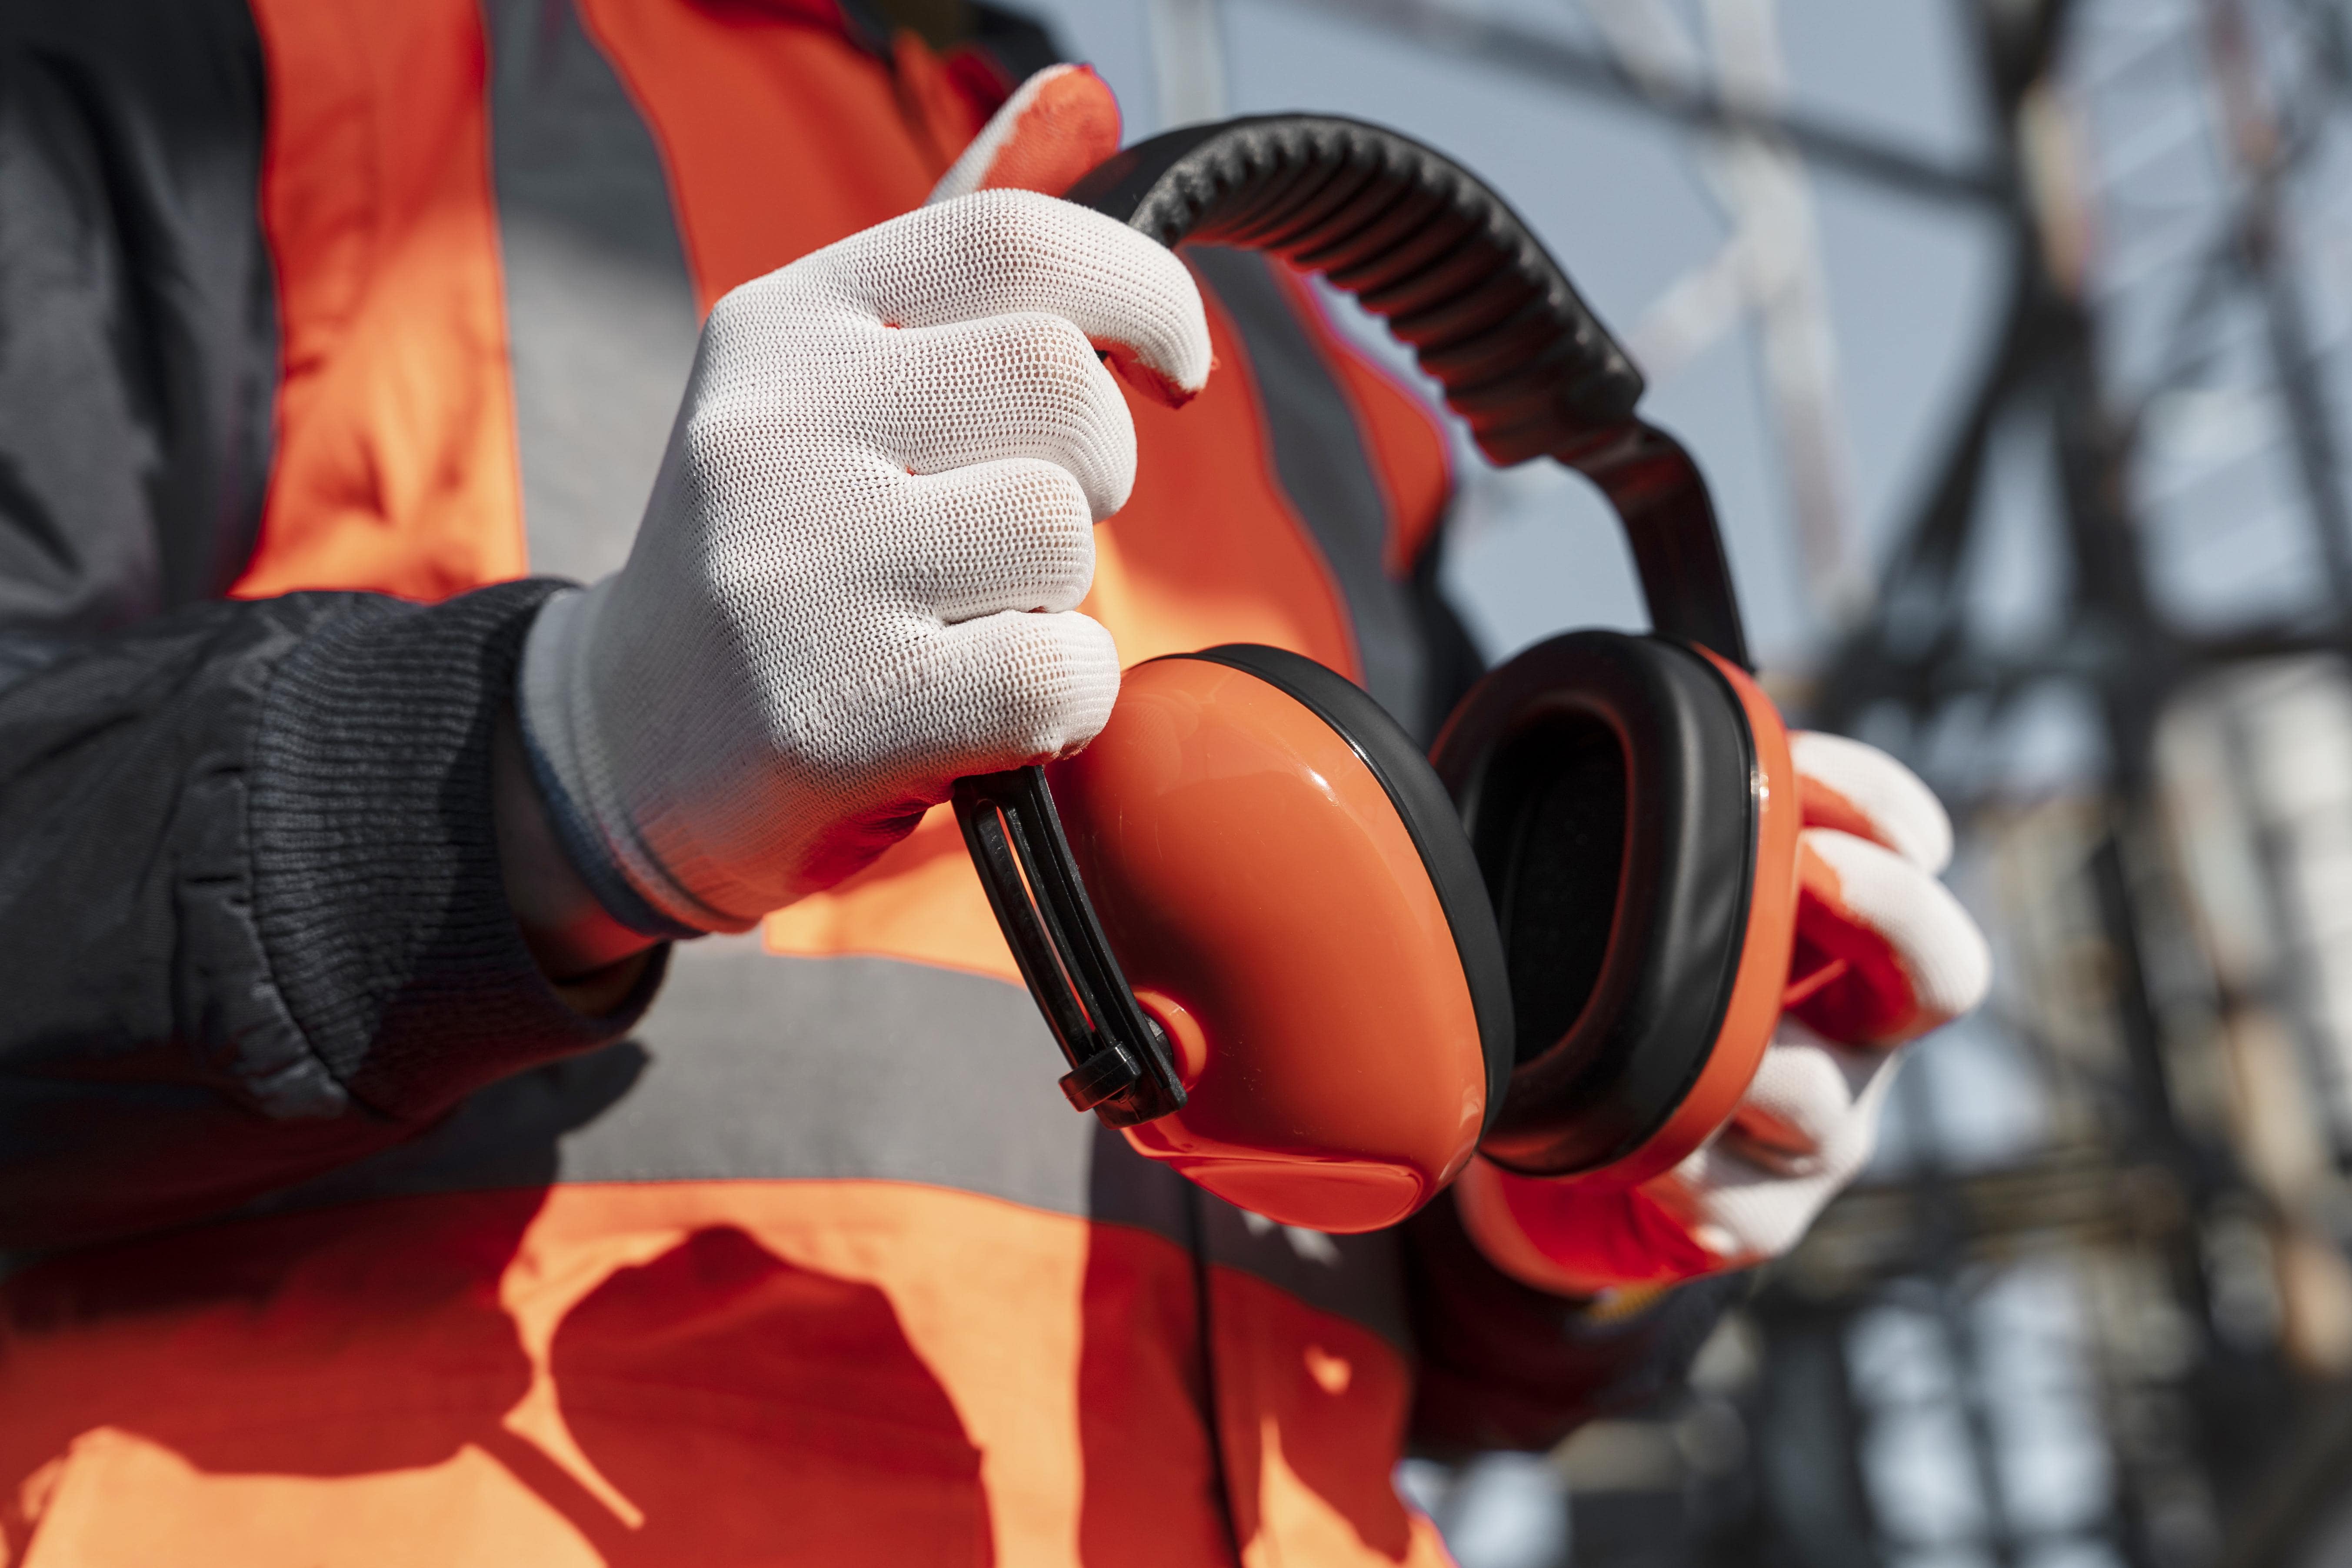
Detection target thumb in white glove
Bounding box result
[1458,733,1993,1295]
[518,189,1212,935]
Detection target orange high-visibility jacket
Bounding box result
[0,2,1731,1562]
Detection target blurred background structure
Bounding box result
[1024,0,2352,1562]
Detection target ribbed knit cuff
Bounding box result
[250,581,665,1123]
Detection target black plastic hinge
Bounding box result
[952,766,1188,1127]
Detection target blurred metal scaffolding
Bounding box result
[1789,3,2352,1565]
[1227,0,2352,1562]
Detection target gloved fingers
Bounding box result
[1792,731,1953,873]
[928,64,1123,205]
[827,191,1212,406]
[912,608,1122,779]
[1667,1049,1900,1267]
[878,310,1138,517]
[886,459,1096,623]
[1718,1020,1894,1172]
[1669,1143,1851,1268]
[1789,829,1993,1047]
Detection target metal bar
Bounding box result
[1247,0,2012,206]
[2205,0,2352,621]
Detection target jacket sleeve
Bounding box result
[0,3,659,1254]
[0,584,664,1254]
[1400,1188,1741,1454]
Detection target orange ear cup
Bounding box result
[1044,652,1507,1233]
[1029,638,1797,1217]
[1431,632,1799,1184]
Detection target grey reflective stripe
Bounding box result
[568,942,1094,1197]
[479,0,700,586]
[1190,246,1437,742]
[232,941,1085,1209]
[239,940,1410,1352]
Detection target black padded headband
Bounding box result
[1069,115,1752,670]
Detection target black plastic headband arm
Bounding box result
[952,767,1188,1126]
[1067,114,1752,671]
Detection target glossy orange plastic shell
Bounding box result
[1583,650,1800,1188]
[1045,658,1490,1234]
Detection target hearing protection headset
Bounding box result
[954,116,1800,1235]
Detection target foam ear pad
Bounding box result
[1431,630,1764,1176]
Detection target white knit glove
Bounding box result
[1457,733,1993,1295]
[518,188,1212,934]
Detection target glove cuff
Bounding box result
[516,585,736,939]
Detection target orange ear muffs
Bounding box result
[1432,633,1798,1187]
[954,113,1799,1231]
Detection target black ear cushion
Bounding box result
[1430,630,1759,1175]
[1177,646,1516,1134]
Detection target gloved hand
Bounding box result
[1456,733,1993,1296]
[519,109,1212,935]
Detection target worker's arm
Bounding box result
[0,17,1212,1250]
[0,7,663,1251]
[0,587,673,1253]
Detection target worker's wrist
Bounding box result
[492,699,660,1004]
[512,583,744,938]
